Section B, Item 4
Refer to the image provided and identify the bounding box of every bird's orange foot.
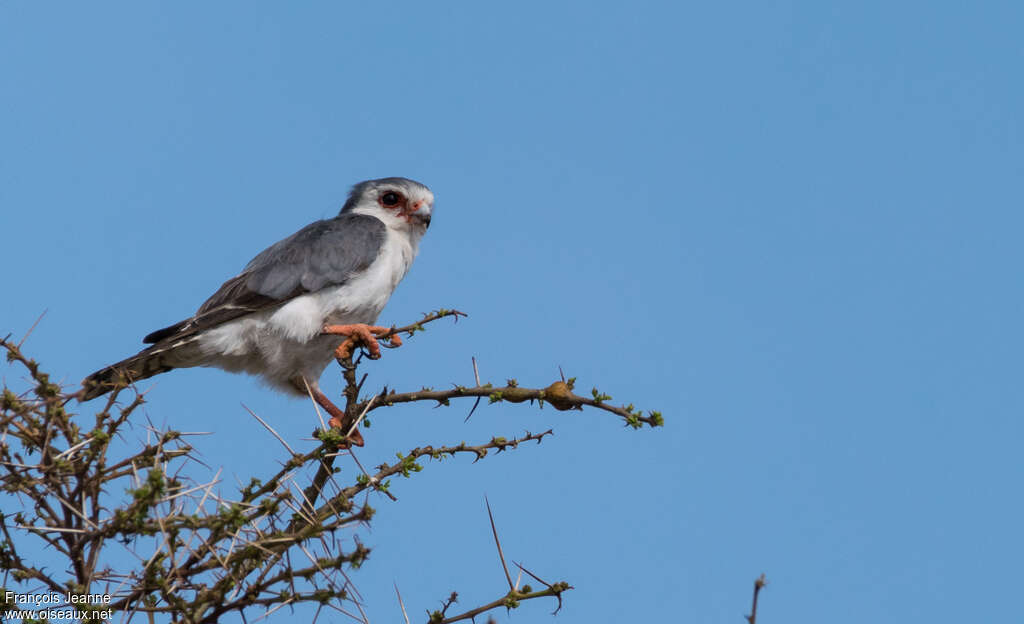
[328,416,365,448]
[322,324,401,360]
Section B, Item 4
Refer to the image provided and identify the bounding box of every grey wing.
[143,213,387,344]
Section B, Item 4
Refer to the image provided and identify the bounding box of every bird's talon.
[324,323,390,360]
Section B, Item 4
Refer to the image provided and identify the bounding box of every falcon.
[80,177,434,446]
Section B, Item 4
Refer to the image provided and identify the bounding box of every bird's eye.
[381,192,400,206]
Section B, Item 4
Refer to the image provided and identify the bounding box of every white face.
[350,179,434,231]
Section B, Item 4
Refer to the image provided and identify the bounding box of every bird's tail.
[79,337,199,401]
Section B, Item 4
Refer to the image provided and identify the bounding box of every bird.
[80,177,434,446]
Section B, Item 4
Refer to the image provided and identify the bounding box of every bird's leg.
[308,386,365,447]
[322,324,402,360]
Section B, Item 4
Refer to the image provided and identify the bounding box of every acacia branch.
[377,308,468,342]
[316,430,554,520]
[362,380,664,429]
[427,582,572,624]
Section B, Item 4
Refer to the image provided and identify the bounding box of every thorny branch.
[416,499,573,624]
[0,308,662,622]
[304,308,662,512]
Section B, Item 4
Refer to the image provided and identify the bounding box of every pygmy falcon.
[81,177,434,446]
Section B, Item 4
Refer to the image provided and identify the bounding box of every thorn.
[465,357,483,422]
[242,403,296,455]
[512,560,553,589]
[301,377,328,431]
[394,582,410,624]
[485,496,515,592]
[17,309,47,349]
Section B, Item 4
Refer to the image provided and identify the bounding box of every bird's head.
[340,177,434,231]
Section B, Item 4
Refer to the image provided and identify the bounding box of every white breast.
[307,225,419,330]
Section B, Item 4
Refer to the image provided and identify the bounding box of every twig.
[361,382,664,429]
[513,561,566,615]
[378,309,467,343]
[317,430,554,521]
[348,448,397,502]
[746,574,768,624]
[428,582,572,624]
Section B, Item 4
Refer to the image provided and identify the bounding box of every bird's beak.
[407,207,431,228]
[406,198,433,228]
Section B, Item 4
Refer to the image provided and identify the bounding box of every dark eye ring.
[381,192,400,206]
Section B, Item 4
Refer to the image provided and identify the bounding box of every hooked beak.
[406,199,432,228]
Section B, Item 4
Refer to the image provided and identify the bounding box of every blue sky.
[2,1,1022,622]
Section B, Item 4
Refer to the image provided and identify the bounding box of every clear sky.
[2,2,1022,622]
